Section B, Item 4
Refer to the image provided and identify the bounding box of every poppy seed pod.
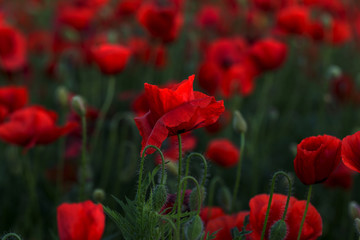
[72,96,87,117]
[152,184,168,212]
[184,215,204,240]
[269,220,287,240]
[233,110,247,133]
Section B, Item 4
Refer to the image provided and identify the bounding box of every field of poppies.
[2,0,360,239]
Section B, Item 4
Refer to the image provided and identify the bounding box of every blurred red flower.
[134,75,225,155]
[0,86,28,120]
[323,162,355,190]
[137,3,183,43]
[92,44,131,75]
[247,193,322,240]
[342,131,360,173]
[276,6,310,35]
[205,211,249,240]
[205,138,239,167]
[0,24,26,72]
[294,135,342,185]
[249,38,287,71]
[58,5,96,30]
[0,106,78,149]
[57,201,105,240]
[199,206,225,227]
[326,19,351,46]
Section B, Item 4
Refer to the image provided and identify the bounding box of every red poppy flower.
[134,75,225,155]
[307,21,325,42]
[253,0,281,12]
[331,74,355,103]
[200,207,225,227]
[249,38,287,71]
[326,19,351,46]
[247,193,322,240]
[116,0,142,17]
[0,106,78,149]
[323,162,354,190]
[0,24,26,72]
[195,5,223,33]
[57,201,105,240]
[221,63,256,98]
[341,131,360,173]
[205,138,239,167]
[0,86,28,116]
[137,3,183,43]
[160,190,192,214]
[275,6,310,35]
[197,61,221,96]
[92,44,131,75]
[294,135,342,185]
[205,211,249,240]
[58,5,96,30]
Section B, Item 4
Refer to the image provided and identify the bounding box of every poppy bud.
[71,96,86,116]
[217,186,232,212]
[184,215,204,240]
[233,110,247,133]
[355,218,360,236]
[93,188,106,203]
[327,65,342,80]
[269,220,287,240]
[152,184,168,212]
[56,86,69,107]
[349,201,360,219]
[189,186,206,212]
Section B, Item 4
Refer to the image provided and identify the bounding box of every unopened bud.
[355,218,360,235]
[93,188,106,203]
[349,201,360,219]
[269,220,287,240]
[184,215,204,240]
[189,186,205,212]
[56,86,69,107]
[152,184,168,212]
[217,186,232,212]
[233,110,247,133]
[71,96,86,116]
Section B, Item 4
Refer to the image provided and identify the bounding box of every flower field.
[1,0,360,239]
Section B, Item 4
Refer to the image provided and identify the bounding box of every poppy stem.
[261,171,293,240]
[79,113,88,201]
[176,134,183,239]
[90,75,116,155]
[183,153,208,195]
[137,145,164,202]
[232,132,245,211]
[1,233,22,240]
[180,176,202,215]
[297,185,313,240]
[207,176,224,221]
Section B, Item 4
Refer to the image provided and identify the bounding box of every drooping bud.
[184,215,204,240]
[71,96,86,116]
[93,188,106,203]
[56,86,69,107]
[355,218,360,236]
[349,201,360,219]
[233,110,247,133]
[189,186,205,212]
[152,184,168,212]
[269,220,287,240]
[217,186,232,212]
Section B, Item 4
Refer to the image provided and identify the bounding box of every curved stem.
[261,171,292,240]
[79,113,87,201]
[137,145,165,202]
[1,233,22,240]
[179,176,202,215]
[90,76,116,154]
[176,134,183,238]
[232,132,245,211]
[297,185,313,240]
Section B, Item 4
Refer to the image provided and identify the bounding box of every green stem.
[297,185,313,240]
[176,134,183,239]
[207,176,224,221]
[56,106,67,202]
[1,233,22,240]
[79,113,88,201]
[156,213,178,240]
[232,132,245,211]
[90,76,116,154]
[137,145,165,202]
[261,171,292,240]
[179,176,202,215]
